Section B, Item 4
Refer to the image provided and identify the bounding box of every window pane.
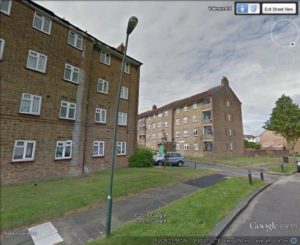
[72,70,79,82]
[38,55,45,71]
[21,99,31,112]
[28,55,37,69]
[32,97,40,113]
[25,143,33,158]
[96,112,100,122]
[76,37,82,49]
[101,110,106,122]
[43,18,51,32]
[56,146,63,158]
[69,107,75,119]
[60,106,67,117]
[64,66,71,80]
[69,32,75,45]
[1,0,10,12]
[33,16,42,30]
[65,146,71,157]
[99,143,104,155]
[14,147,24,160]
[93,145,98,156]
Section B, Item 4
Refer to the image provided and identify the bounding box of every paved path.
[1,173,226,245]
[223,173,300,237]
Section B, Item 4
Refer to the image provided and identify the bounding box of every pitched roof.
[138,85,222,119]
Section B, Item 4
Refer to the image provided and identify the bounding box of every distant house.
[244,135,258,143]
[259,130,300,153]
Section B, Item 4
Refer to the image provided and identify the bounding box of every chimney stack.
[152,105,157,110]
[116,43,125,53]
[221,76,229,87]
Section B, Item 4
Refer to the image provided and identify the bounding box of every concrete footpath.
[1,174,226,245]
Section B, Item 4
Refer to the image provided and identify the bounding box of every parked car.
[154,152,184,167]
[153,153,165,165]
[297,159,300,172]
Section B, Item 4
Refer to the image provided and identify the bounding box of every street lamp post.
[105,16,138,238]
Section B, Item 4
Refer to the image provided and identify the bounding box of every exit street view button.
[262,3,298,15]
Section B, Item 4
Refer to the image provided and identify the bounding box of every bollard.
[248,169,253,185]
[260,169,264,181]
[281,164,284,173]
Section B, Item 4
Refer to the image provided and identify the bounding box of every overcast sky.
[35,1,300,136]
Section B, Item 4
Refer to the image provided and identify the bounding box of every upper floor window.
[192,115,197,123]
[176,144,180,151]
[183,130,189,137]
[229,142,233,151]
[93,141,105,157]
[175,119,180,126]
[184,143,189,151]
[59,101,76,120]
[183,106,188,112]
[204,141,213,151]
[120,86,128,100]
[118,112,127,126]
[55,140,72,160]
[124,62,130,74]
[229,128,233,137]
[175,131,180,138]
[158,113,162,118]
[203,125,213,135]
[164,111,168,117]
[97,79,109,94]
[158,122,162,128]
[1,0,12,15]
[12,140,36,162]
[147,125,151,130]
[95,108,107,123]
[192,103,197,109]
[117,141,126,155]
[176,108,180,113]
[153,123,156,129]
[193,129,198,136]
[193,144,199,151]
[164,122,168,128]
[68,31,83,50]
[100,51,111,65]
[0,38,5,60]
[152,134,156,139]
[33,12,52,34]
[202,110,211,120]
[26,50,47,73]
[226,100,230,107]
[19,93,42,115]
[183,117,188,124]
[227,114,232,121]
[64,63,80,84]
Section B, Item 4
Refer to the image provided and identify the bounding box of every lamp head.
[127,16,138,35]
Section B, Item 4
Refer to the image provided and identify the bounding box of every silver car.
[163,152,184,167]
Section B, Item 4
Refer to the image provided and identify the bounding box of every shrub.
[244,140,261,150]
[128,148,154,168]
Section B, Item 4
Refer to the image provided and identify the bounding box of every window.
[229,128,233,137]
[193,144,199,151]
[176,119,180,126]
[184,106,188,112]
[1,0,12,15]
[55,140,72,159]
[118,112,127,126]
[19,93,42,115]
[203,97,210,104]
[97,79,109,94]
[226,100,230,107]
[153,123,156,129]
[158,133,162,139]
[176,144,180,151]
[164,122,168,128]
[192,103,197,109]
[153,114,156,118]
[164,111,168,117]
[124,62,130,74]
[117,141,126,155]
[147,125,151,130]
[95,108,106,123]
[203,125,213,135]
[193,129,198,136]
[68,31,83,50]
[93,141,105,157]
[204,141,213,151]
[175,131,180,138]
[176,108,180,113]
[59,101,76,120]
[192,115,197,123]
[0,38,5,60]
[184,143,189,151]
[202,110,211,120]
[158,113,162,117]
[26,50,47,73]
[158,122,162,128]
[33,12,52,34]
[152,134,156,139]
[227,114,232,121]
[183,117,188,124]
[229,142,233,151]
[64,63,80,84]
[100,51,111,65]
[183,130,189,137]
[120,86,128,100]
[12,140,36,161]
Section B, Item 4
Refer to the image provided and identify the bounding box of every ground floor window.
[193,144,199,151]
[204,141,213,151]
[176,143,180,151]
[93,141,105,156]
[55,140,72,159]
[12,140,36,161]
[184,143,189,151]
[117,141,126,155]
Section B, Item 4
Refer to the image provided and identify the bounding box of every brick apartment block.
[0,0,142,185]
[138,77,244,157]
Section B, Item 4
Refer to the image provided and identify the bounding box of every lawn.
[0,167,214,232]
[87,178,265,245]
[266,163,298,174]
[187,156,282,168]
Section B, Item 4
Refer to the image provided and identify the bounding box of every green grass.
[87,178,265,245]
[186,156,281,168]
[0,167,214,232]
[266,163,298,174]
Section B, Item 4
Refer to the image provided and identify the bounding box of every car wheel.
[177,161,183,167]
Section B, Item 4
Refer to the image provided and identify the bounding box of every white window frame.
[158,113,162,118]
[117,141,126,155]
[120,86,128,100]
[176,119,180,126]
[202,109,212,120]
[192,115,197,123]
[32,12,52,35]
[153,123,156,129]
[26,50,47,73]
[175,131,180,138]
[0,0,12,15]
[193,144,199,151]
[229,128,233,137]
[229,142,233,151]
[0,38,5,60]
[100,51,111,65]
[147,125,151,130]
[118,112,128,126]
[158,122,162,128]
[193,129,198,136]
[164,122,168,128]
[64,63,80,84]
[95,108,107,123]
[12,140,36,162]
[227,114,232,121]
[59,101,76,120]
[68,31,83,50]
[192,103,197,109]
[164,111,168,117]
[152,134,156,139]
[55,140,72,160]
[226,100,230,107]
[184,106,188,112]
[158,133,162,139]
[19,93,42,115]
[176,143,180,151]
[184,143,189,151]
[183,130,189,138]
[124,62,130,74]
[176,108,180,113]
[97,79,109,94]
[183,117,188,124]
[93,141,105,157]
